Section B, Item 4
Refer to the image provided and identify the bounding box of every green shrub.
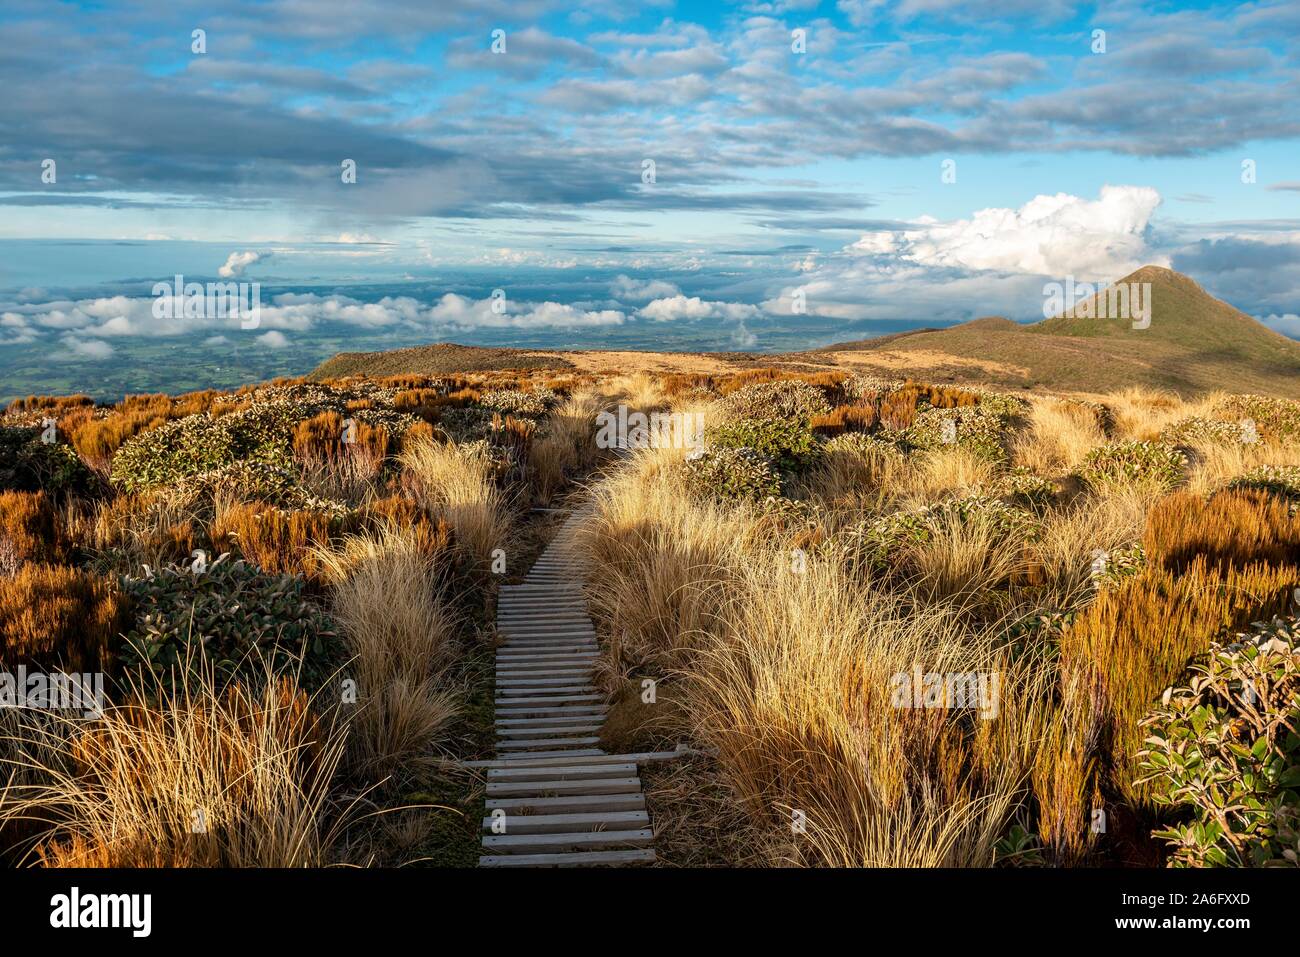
[1228,465,1300,507]
[1138,612,1300,867]
[110,388,421,492]
[903,406,1008,461]
[986,467,1057,510]
[118,557,341,692]
[1159,416,1250,446]
[1214,395,1300,443]
[834,495,1036,572]
[967,389,1031,421]
[0,426,92,495]
[436,406,499,443]
[1090,543,1146,590]
[477,388,556,416]
[1079,440,1186,490]
[708,418,822,473]
[716,380,831,421]
[110,410,290,492]
[169,460,347,515]
[682,447,782,502]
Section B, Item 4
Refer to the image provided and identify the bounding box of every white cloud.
[1,291,625,342]
[1260,313,1300,338]
[611,274,682,302]
[848,185,1163,278]
[218,250,271,278]
[638,295,760,321]
[54,335,114,360]
[256,330,291,348]
[761,186,1168,322]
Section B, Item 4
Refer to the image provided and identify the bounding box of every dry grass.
[1023,488,1150,609]
[685,558,1023,867]
[1011,397,1108,474]
[0,564,128,672]
[1182,438,1300,497]
[894,447,1002,508]
[313,524,463,780]
[399,438,511,569]
[530,387,606,504]
[0,667,350,867]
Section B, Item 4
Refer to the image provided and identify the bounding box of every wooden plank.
[495,712,607,726]
[493,695,603,709]
[484,793,644,814]
[484,776,640,797]
[495,686,597,697]
[493,710,607,724]
[496,736,603,750]
[481,811,649,834]
[464,750,687,768]
[478,848,656,868]
[481,829,654,854]
[486,747,606,761]
[497,725,603,739]
[487,763,635,781]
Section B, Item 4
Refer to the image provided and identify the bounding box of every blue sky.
[1,0,1299,386]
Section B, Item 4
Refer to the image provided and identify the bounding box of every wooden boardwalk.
[477,509,668,867]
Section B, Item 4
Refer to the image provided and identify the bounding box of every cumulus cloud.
[637,295,761,322]
[53,335,114,360]
[218,250,271,278]
[1,291,626,344]
[610,275,681,302]
[256,330,291,348]
[1260,314,1300,338]
[847,185,1163,279]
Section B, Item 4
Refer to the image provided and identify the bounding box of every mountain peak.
[1031,264,1288,350]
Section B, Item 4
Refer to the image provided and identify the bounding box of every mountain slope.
[818,266,1300,397]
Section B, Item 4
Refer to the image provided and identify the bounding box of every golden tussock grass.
[1011,397,1108,474]
[0,668,350,868]
[398,438,511,570]
[1144,488,1300,573]
[0,490,64,567]
[0,564,128,672]
[530,388,607,504]
[313,524,462,780]
[1058,557,1298,809]
[209,503,339,580]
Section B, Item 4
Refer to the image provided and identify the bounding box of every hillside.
[820,266,1300,397]
[311,343,575,379]
[307,267,1300,399]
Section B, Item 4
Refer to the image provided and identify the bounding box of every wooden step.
[485,792,644,814]
[496,736,603,750]
[479,848,656,868]
[497,725,603,739]
[487,763,635,781]
[495,712,607,726]
[494,695,603,709]
[496,686,597,697]
[482,829,654,854]
[482,810,649,834]
[464,750,687,768]
[485,776,640,797]
[487,747,606,761]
